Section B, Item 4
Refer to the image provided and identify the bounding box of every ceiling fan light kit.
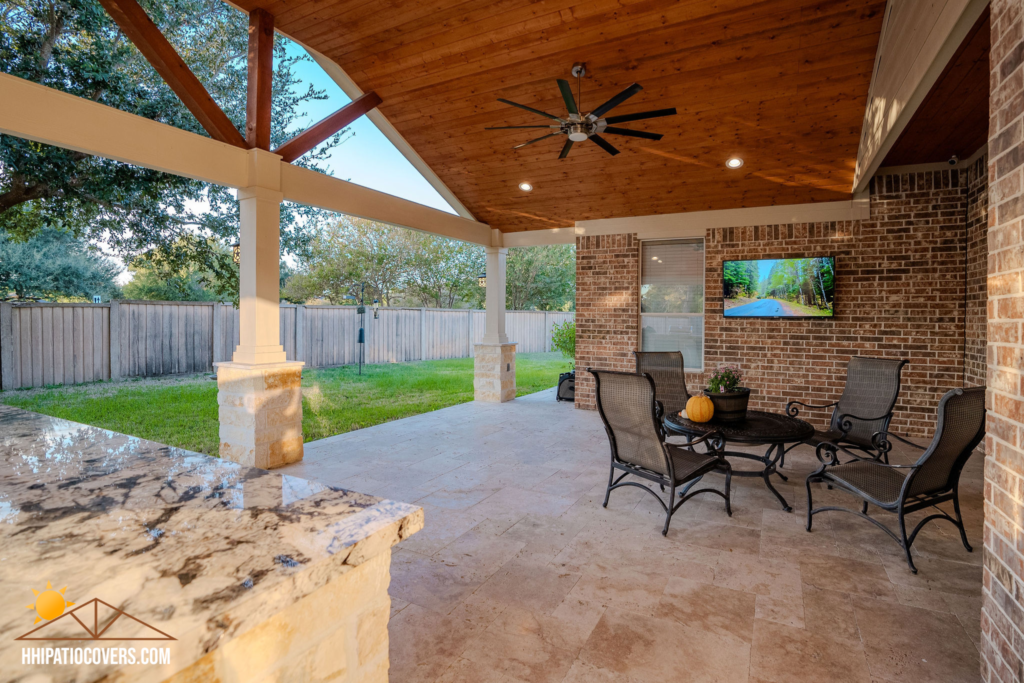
[486,64,677,159]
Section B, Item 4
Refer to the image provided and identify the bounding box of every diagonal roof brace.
[273,91,383,163]
[96,0,247,148]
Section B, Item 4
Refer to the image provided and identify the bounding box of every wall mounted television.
[723,257,835,318]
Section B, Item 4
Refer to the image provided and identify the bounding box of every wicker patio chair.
[633,351,691,419]
[785,356,909,464]
[590,368,732,536]
[805,386,985,573]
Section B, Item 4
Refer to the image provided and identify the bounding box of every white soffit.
[502,196,870,247]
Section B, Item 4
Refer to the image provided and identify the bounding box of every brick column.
[574,234,639,410]
[982,0,1024,679]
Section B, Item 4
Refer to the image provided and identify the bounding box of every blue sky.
[281,41,456,215]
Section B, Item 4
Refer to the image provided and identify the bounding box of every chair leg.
[805,476,814,531]
[861,500,868,515]
[953,492,973,552]
[724,467,733,517]
[602,465,615,508]
[662,483,676,536]
[898,509,918,574]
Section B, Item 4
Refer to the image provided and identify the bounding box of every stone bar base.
[215,360,304,469]
[165,549,394,683]
[474,342,516,402]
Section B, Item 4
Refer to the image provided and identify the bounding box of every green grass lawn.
[0,352,571,456]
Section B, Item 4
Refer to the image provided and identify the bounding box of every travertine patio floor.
[282,389,984,683]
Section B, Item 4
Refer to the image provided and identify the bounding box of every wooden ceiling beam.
[246,8,275,150]
[273,91,382,163]
[96,0,247,148]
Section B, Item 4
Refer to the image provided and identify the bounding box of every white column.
[482,245,508,344]
[474,237,516,402]
[214,149,304,469]
[233,184,286,364]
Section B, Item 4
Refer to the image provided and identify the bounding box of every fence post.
[295,305,306,363]
[211,302,224,364]
[467,309,473,358]
[544,311,550,352]
[109,300,121,381]
[0,302,12,391]
[419,308,426,361]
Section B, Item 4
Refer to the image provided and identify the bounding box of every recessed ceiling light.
[518,182,533,192]
[652,256,659,260]
[726,157,744,169]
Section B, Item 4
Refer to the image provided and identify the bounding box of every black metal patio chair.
[590,368,732,536]
[785,356,909,464]
[633,351,691,419]
[805,386,985,573]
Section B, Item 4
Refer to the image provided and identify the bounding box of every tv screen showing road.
[723,257,835,318]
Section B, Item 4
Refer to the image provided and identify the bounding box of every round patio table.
[663,410,814,512]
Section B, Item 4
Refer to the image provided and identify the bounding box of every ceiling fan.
[486,63,677,158]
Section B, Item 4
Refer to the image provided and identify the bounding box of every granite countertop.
[0,405,423,682]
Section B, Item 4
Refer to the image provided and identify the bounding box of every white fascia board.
[281,164,491,245]
[0,72,249,188]
[502,198,871,247]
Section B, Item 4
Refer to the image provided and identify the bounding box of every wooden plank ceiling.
[234,0,886,232]
[881,7,990,167]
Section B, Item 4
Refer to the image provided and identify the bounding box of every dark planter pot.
[557,371,576,402]
[704,387,751,422]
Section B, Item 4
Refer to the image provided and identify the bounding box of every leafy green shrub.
[551,321,576,369]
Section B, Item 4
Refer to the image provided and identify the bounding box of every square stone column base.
[215,360,304,469]
[474,343,516,402]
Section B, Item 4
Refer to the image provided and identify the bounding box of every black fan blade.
[485,125,560,129]
[590,83,643,118]
[604,108,677,124]
[557,79,579,116]
[514,133,559,149]
[589,134,620,156]
[603,127,663,141]
[558,139,574,159]
[498,98,563,121]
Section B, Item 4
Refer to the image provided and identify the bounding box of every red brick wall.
[574,166,987,440]
[574,234,639,410]
[982,0,1024,678]
[967,153,990,390]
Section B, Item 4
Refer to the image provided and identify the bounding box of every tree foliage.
[0,226,120,300]
[287,219,575,310]
[0,0,344,276]
[120,238,233,301]
[760,258,834,310]
[722,260,761,299]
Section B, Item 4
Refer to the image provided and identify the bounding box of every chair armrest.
[837,411,891,433]
[786,400,838,417]
[667,430,725,455]
[654,400,665,421]
[882,431,927,450]
[815,441,918,469]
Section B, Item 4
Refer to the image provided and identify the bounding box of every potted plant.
[551,320,576,402]
[704,365,750,421]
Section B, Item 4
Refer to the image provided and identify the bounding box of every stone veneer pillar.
[475,241,516,402]
[982,0,1024,678]
[216,149,304,469]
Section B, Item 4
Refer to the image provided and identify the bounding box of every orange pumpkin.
[685,395,715,423]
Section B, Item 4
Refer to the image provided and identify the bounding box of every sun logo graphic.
[26,582,74,625]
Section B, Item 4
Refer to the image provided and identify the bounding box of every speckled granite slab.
[0,405,423,682]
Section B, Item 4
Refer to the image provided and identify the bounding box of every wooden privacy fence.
[0,301,574,390]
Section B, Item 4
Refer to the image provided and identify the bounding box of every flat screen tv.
[723,257,835,318]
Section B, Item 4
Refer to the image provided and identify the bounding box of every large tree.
[406,235,483,308]
[0,226,120,300]
[499,245,576,311]
[0,0,344,277]
[296,217,416,306]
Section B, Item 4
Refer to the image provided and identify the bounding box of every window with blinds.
[640,239,704,370]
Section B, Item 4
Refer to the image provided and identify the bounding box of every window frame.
[637,237,706,372]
